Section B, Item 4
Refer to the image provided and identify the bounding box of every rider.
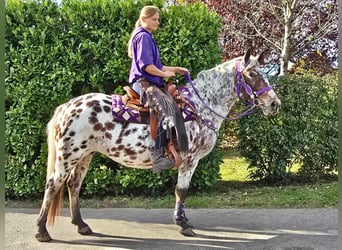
[127,5,188,173]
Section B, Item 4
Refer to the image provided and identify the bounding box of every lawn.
[5,149,338,209]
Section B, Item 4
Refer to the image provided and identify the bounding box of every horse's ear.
[243,48,252,65]
[257,49,269,65]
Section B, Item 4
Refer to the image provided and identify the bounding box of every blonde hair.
[127,6,160,58]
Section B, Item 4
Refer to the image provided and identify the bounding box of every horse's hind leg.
[67,153,94,235]
[36,163,69,242]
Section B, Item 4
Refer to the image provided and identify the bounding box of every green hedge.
[237,73,338,182]
[5,0,223,198]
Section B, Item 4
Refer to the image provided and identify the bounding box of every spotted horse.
[35,49,281,242]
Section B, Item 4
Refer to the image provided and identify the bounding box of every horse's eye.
[249,72,258,77]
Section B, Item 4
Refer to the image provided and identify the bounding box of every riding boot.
[152,147,175,173]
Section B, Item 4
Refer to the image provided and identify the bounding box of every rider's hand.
[163,71,176,78]
[176,67,189,75]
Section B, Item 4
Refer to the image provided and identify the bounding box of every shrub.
[236,73,337,182]
[5,0,223,198]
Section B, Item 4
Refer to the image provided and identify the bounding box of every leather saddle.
[121,83,191,169]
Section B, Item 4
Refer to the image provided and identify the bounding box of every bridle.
[236,61,273,107]
[185,60,274,122]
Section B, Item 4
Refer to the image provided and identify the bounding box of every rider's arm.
[145,64,175,78]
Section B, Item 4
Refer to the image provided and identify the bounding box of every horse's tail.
[46,105,64,225]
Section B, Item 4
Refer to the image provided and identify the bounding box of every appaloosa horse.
[35,49,280,242]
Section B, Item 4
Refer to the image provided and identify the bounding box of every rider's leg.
[152,125,175,173]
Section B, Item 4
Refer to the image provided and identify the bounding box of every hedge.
[5,0,223,198]
[236,73,338,182]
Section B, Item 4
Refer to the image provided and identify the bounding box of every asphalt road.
[5,208,338,250]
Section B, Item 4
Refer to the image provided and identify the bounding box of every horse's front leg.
[173,166,197,236]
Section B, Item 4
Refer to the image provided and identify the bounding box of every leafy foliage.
[236,73,337,182]
[5,0,223,198]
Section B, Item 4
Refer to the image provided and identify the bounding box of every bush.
[236,73,337,182]
[5,0,223,198]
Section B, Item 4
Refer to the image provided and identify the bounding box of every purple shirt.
[129,27,164,87]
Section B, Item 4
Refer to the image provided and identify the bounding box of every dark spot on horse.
[189,132,193,142]
[130,156,137,160]
[73,148,79,152]
[111,147,116,151]
[86,101,94,107]
[124,130,131,136]
[89,135,95,139]
[75,101,83,107]
[124,148,136,156]
[105,132,112,140]
[132,128,138,133]
[103,105,111,113]
[69,131,75,136]
[89,116,98,124]
[63,137,71,142]
[118,145,124,150]
[63,153,71,160]
[103,99,111,105]
[81,140,87,144]
[65,120,73,129]
[91,112,97,117]
[77,108,83,113]
[116,138,122,144]
[86,95,94,99]
[58,156,62,161]
[94,123,103,131]
[136,142,142,147]
[71,109,77,117]
[46,178,54,189]
[80,144,87,149]
[93,105,102,113]
[105,122,115,130]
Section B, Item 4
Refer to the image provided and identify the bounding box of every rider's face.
[141,12,160,33]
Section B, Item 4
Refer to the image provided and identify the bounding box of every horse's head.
[237,49,281,116]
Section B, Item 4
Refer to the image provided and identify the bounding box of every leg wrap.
[173,202,192,229]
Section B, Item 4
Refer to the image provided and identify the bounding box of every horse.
[35,49,281,242]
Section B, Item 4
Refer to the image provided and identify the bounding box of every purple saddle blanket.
[112,87,197,124]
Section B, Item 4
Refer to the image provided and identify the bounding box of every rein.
[185,61,272,122]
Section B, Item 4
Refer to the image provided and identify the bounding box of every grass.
[5,149,338,209]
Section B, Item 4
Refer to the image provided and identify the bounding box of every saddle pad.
[112,86,216,130]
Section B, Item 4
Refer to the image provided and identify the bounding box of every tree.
[176,0,338,76]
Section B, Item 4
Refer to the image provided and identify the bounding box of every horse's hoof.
[185,221,194,228]
[78,225,93,235]
[35,232,52,242]
[180,227,196,237]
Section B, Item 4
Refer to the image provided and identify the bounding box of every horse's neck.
[186,60,238,127]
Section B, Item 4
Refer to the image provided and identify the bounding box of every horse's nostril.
[271,100,280,112]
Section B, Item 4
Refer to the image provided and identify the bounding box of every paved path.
[5,208,337,250]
